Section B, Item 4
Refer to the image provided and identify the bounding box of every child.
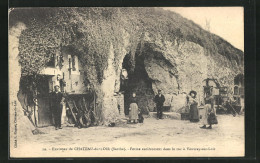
[138,111,144,123]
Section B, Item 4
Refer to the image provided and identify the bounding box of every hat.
[158,89,162,92]
[189,90,197,97]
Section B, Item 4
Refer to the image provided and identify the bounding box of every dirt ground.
[14,114,244,157]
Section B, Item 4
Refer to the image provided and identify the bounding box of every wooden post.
[66,100,77,123]
[72,100,79,112]
[82,97,88,111]
[34,100,39,127]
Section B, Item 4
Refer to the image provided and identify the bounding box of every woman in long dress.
[129,92,139,124]
[200,92,215,129]
[188,91,199,122]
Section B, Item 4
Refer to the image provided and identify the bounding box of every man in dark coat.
[51,85,64,130]
[154,90,165,119]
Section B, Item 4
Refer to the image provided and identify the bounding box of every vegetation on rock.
[10,7,243,82]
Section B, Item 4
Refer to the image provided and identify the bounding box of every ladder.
[66,98,78,123]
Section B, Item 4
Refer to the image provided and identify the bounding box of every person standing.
[129,92,139,124]
[200,92,216,129]
[188,90,199,122]
[51,85,65,130]
[154,90,165,119]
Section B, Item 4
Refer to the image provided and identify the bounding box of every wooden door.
[37,96,53,127]
[36,75,54,127]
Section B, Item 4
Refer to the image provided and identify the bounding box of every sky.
[162,7,244,51]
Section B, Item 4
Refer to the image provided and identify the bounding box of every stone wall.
[9,22,36,153]
[59,48,87,94]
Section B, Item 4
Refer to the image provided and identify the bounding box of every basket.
[181,113,190,120]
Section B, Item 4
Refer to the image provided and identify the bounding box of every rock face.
[9,22,37,152]
[132,36,243,112]
[144,52,179,94]
[100,31,243,119]
[101,44,121,125]
[10,8,244,126]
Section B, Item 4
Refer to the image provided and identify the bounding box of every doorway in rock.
[120,53,154,115]
[233,74,244,106]
[18,75,53,127]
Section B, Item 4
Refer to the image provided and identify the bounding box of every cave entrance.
[120,53,154,115]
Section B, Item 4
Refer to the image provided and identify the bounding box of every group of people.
[128,89,218,129]
[127,90,165,124]
[51,84,217,130]
[186,90,217,129]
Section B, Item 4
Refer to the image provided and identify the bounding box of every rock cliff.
[9,7,244,125]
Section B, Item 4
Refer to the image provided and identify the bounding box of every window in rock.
[234,74,244,86]
[46,53,55,67]
[234,74,244,96]
[68,55,79,71]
